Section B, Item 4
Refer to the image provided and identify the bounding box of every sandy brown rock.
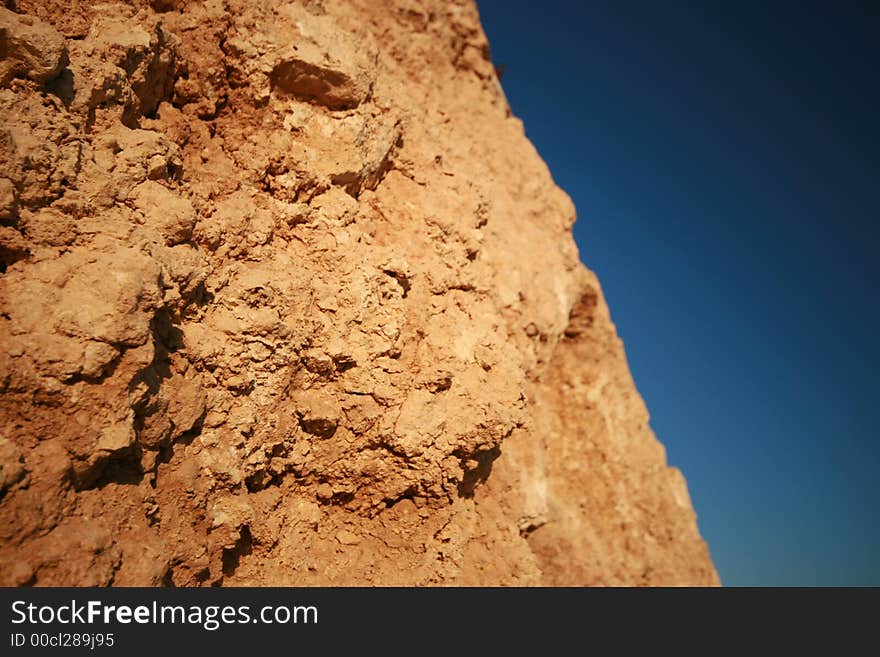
[0,6,67,84]
[0,0,717,586]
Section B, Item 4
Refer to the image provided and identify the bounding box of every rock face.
[0,0,718,586]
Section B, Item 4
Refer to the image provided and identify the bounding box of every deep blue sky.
[477,0,879,586]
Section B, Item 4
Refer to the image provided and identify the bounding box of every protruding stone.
[294,390,340,438]
[0,438,26,493]
[0,7,68,85]
[335,529,361,546]
[129,181,197,246]
[0,178,18,225]
[96,423,136,455]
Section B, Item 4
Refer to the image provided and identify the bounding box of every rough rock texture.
[0,0,718,586]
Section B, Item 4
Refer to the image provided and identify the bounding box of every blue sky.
[477,0,879,585]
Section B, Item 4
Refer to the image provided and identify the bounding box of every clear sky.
[477,0,879,586]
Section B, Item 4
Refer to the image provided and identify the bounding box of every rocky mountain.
[0,0,717,586]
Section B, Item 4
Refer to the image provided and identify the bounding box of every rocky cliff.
[0,0,718,586]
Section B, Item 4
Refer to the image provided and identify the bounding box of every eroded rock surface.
[0,0,718,586]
